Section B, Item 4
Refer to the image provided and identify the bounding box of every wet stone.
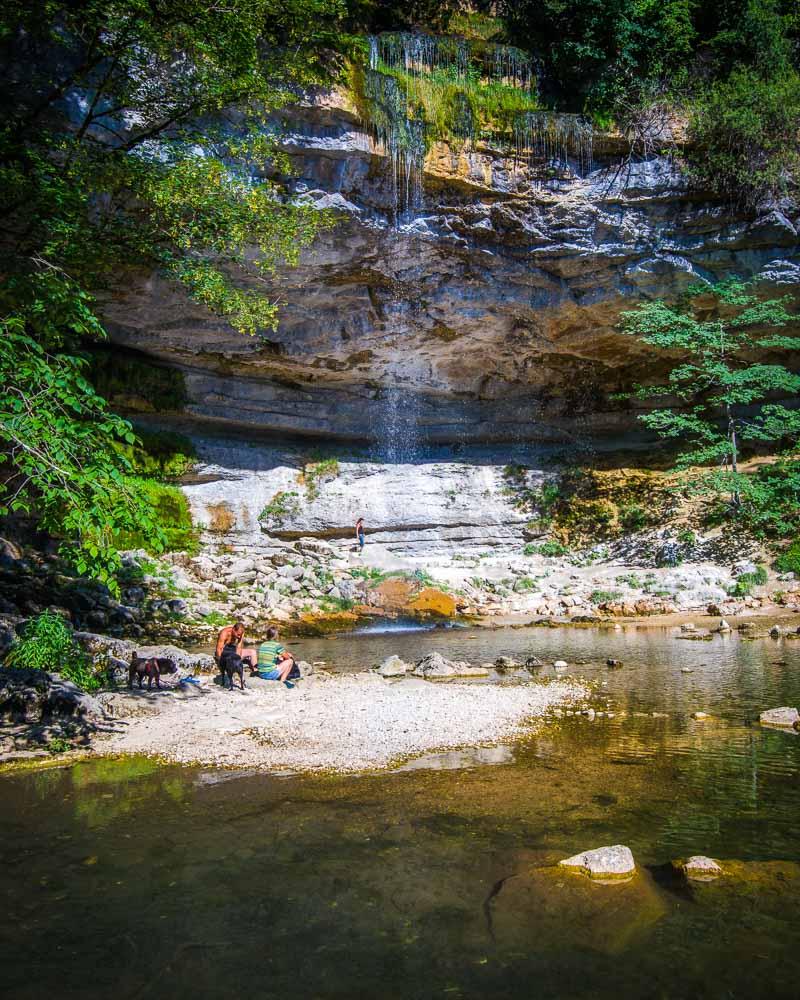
[678,856,723,881]
[759,707,799,729]
[559,844,636,881]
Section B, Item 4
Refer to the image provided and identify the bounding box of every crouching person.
[257,626,297,685]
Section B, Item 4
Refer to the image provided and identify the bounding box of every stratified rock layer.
[98,89,800,446]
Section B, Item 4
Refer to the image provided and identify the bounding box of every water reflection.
[2,626,800,997]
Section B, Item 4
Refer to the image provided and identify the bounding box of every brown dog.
[128,653,174,690]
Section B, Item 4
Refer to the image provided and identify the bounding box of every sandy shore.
[97,673,587,773]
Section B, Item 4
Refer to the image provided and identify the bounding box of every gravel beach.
[99,673,588,772]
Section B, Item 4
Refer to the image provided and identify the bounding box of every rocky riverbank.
[90,669,589,772]
[0,639,588,771]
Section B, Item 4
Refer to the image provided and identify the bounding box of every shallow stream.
[2,625,800,998]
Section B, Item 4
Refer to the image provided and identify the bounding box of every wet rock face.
[98,91,800,445]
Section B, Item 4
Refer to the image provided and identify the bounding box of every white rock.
[559,845,635,880]
[375,655,410,677]
[279,565,305,580]
[680,855,722,880]
[228,557,256,576]
[553,659,568,669]
[691,711,710,720]
[759,706,799,729]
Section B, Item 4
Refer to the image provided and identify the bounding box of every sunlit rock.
[559,844,636,881]
[759,706,799,729]
[375,654,410,677]
[676,856,723,881]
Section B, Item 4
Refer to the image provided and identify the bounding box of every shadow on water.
[2,628,800,997]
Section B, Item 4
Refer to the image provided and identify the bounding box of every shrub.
[322,596,355,612]
[259,490,301,526]
[731,565,768,596]
[615,573,641,588]
[303,457,340,500]
[687,67,800,208]
[6,612,103,691]
[202,611,229,627]
[589,589,623,605]
[515,576,539,591]
[619,504,652,534]
[775,541,800,575]
[535,540,569,558]
[350,566,390,582]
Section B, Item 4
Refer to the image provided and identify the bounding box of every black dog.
[128,653,177,691]
[219,645,246,691]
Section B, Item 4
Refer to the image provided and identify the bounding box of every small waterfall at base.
[373,387,422,464]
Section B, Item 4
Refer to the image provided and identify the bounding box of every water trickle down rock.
[362,31,539,219]
[514,111,594,179]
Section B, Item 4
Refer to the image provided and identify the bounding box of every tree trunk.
[727,404,740,508]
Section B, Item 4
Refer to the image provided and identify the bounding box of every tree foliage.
[620,281,800,534]
[0,318,167,586]
[497,0,799,204]
[0,0,351,582]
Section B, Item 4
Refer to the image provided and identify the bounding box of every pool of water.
[2,626,800,998]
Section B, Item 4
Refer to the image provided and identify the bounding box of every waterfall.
[514,111,594,178]
[375,387,421,464]
[491,44,535,91]
[361,35,593,219]
[362,69,426,221]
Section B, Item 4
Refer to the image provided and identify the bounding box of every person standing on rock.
[355,517,365,554]
[215,621,258,673]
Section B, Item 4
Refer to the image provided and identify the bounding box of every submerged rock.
[491,858,666,956]
[676,856,723,881]
[759,706,799,729]
[559,844,636,881]
[494,656,519,670]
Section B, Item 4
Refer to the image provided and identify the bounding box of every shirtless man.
[215,621,258,673]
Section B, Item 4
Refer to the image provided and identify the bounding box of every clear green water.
[2,627,800,998]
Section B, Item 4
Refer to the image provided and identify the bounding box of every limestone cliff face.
[99,88,800,446]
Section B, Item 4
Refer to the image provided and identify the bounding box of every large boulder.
[559,845,636,881]
[0,667,105,725]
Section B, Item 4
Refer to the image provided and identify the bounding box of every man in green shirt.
[256,626,296,683]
